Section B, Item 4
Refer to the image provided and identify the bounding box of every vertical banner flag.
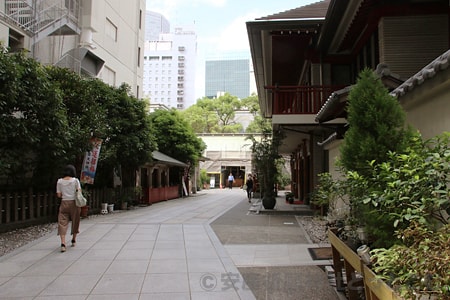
[81,137,102,184]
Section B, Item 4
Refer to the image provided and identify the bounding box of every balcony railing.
[265,85,344,115]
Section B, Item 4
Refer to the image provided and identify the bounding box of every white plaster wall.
[399,69,450,140]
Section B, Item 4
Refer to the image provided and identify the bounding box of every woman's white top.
[56,177,80,201]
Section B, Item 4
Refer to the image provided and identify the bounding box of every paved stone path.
[0,189,339,299]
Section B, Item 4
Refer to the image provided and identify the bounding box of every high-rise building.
[143,25,197,110]
[0,0,145,98]
[145,11,169,41]
[205,53,251,99]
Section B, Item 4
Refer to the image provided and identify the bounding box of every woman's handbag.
[74,180,87,207]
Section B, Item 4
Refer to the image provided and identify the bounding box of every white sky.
[145,0,318,99]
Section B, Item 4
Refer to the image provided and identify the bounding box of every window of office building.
[106,18,117,41]
[137,47,141,67]
[100,66,116,86]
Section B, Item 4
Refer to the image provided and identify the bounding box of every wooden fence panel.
[0,187,115,233]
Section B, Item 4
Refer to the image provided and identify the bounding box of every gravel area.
[0,213,329,258]
[298,216,329,244]
[0,222,58,257]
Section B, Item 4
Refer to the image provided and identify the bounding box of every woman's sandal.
[71,239,76,247]
[61,244,66,252]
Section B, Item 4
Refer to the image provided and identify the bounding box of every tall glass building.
[205,57,250,99]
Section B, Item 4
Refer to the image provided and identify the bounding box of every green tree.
[0,49,69,188]
[339,68,412,176]
[47,67,108,167]
[182,97,219,133]
[243,93,270,133]
[95,84,156,187]
[212,93,242,133]
[150,109,205,165]
[182,94,243,133]
[241,93,259,115]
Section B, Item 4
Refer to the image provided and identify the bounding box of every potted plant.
[285,192,294,204]
[248,125,284,209]
[116,192,129,210]
[80,188,90,218]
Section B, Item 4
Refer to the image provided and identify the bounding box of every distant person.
[245,174,254,203]
[227,172,234,189]
[56,164,82,252]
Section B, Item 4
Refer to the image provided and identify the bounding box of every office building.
[205,53,251,99]
[143,25,197,110]
[0,0,145,98]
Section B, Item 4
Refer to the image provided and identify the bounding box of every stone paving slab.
[239,266,339,300]
[210,194,339,299]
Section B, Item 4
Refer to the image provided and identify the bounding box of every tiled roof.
[391,49,450,98]
[315,85,351,123]
[316,64,406,123]
[257,0,331,20]
[152,151,187,167]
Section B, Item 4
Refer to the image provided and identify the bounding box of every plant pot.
[121,201,128,210]
[357,244,371,265]
[262,196,276,209]
[80,205,89,218]
[107,204,114,213]
[101,203,108,214]
[357,227,368,243]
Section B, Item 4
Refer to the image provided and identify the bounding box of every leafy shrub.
[363,133,449,245]
[371,222,450,299]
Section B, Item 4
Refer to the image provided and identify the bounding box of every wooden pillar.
[149,167,155,188]
[157,168,162,188]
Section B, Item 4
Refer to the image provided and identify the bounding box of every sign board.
[80,137,102,184]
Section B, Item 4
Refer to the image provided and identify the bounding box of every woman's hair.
[62,164,77,177]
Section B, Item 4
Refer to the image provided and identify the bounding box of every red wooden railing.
[265,85,344,115]
[142,186,180,204]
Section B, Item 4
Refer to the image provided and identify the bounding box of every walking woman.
[56,164,81,252]
[245,174,254,203]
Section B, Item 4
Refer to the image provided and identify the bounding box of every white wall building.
[143,25,197,110]
[199,133,255,189]
[0,0,145,98]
